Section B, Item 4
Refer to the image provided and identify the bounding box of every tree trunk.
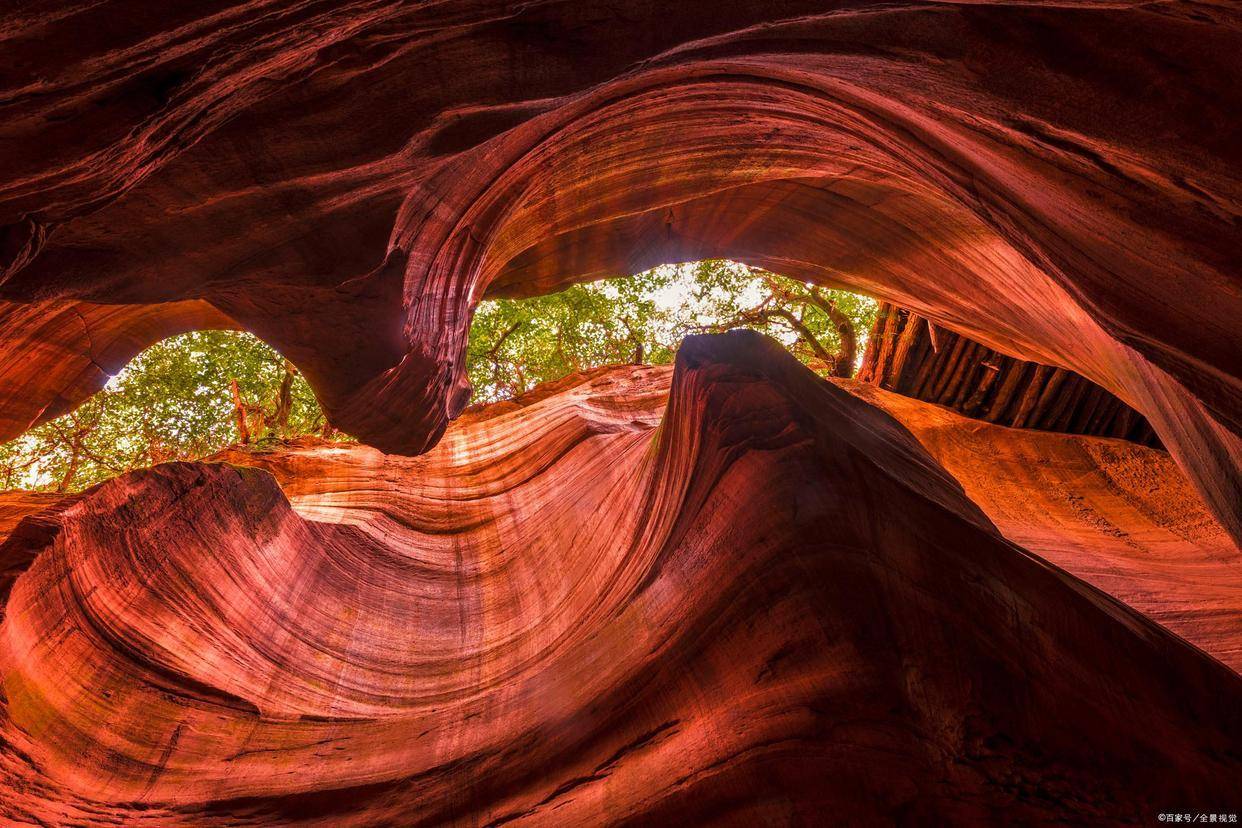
[58,432,82,493]
[273,360,296,436]
[230,379,251,444]
[769,308,837,369]
[621,317,645,365]
[807,289,858,378]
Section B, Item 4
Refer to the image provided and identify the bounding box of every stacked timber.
[858,304,1160,448]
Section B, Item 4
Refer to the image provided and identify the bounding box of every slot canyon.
[1,1,1240,825]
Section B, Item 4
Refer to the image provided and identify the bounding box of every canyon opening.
[0,3,1239,826]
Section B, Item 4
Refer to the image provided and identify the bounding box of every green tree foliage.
[0,331,325,492]
[468,260,877,402]
[2,261,876,492]
[466,267,678,401]
[661,260,877,378]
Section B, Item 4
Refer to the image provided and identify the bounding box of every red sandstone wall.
[1,4,1240,820]
[1,0,1240,540]
[0,336,1238,824]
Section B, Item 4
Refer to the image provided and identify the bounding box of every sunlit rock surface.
[1,336,1238,825]
[844,382,1242,674]
[1,2,1240,820]
[1,0,1240,540]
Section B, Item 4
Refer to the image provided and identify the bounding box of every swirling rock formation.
[1,0,1240,542]
[0,334,1239,824]
[2,2,1241,822]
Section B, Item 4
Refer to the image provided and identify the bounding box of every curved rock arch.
[3,5,1242,819]
[1,1,1239,541]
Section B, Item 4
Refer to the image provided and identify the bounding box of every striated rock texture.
[0,335,1239,825]
[1,0,1241,541]
[2,2,1241,821]
[858,302,1162,447]
[843,380,1242,675]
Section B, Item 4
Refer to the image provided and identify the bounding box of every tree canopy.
[2,261,876,491]
[0,331,325,492]
[468,260,877,402]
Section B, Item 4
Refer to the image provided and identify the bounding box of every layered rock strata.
[0,0,1240,541]
[0,336,1238,825]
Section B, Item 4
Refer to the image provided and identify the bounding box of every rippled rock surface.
[1,334,1238,825]
[1,0,1240,541]
[2,3,1241,820]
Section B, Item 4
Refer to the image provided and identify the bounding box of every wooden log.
[1028,369,1071,430]
[857,306,1161,447]
[962,357,1002,415]
[856,303,887,382]
[983,358,1028,423]
[887,313,925,391]
[1011,365,1054,429]
[929,337,971,402]
[1112,406,1136,441]
[1069,384,1106,434]
[1087,395,1122,437]
[859,304,899,384]
[1047,375,1090,433]
[941,342,982,406]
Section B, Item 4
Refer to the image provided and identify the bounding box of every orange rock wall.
[2,3,1240,821]
[1,0,1240,540]
[0,341,1238,824]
